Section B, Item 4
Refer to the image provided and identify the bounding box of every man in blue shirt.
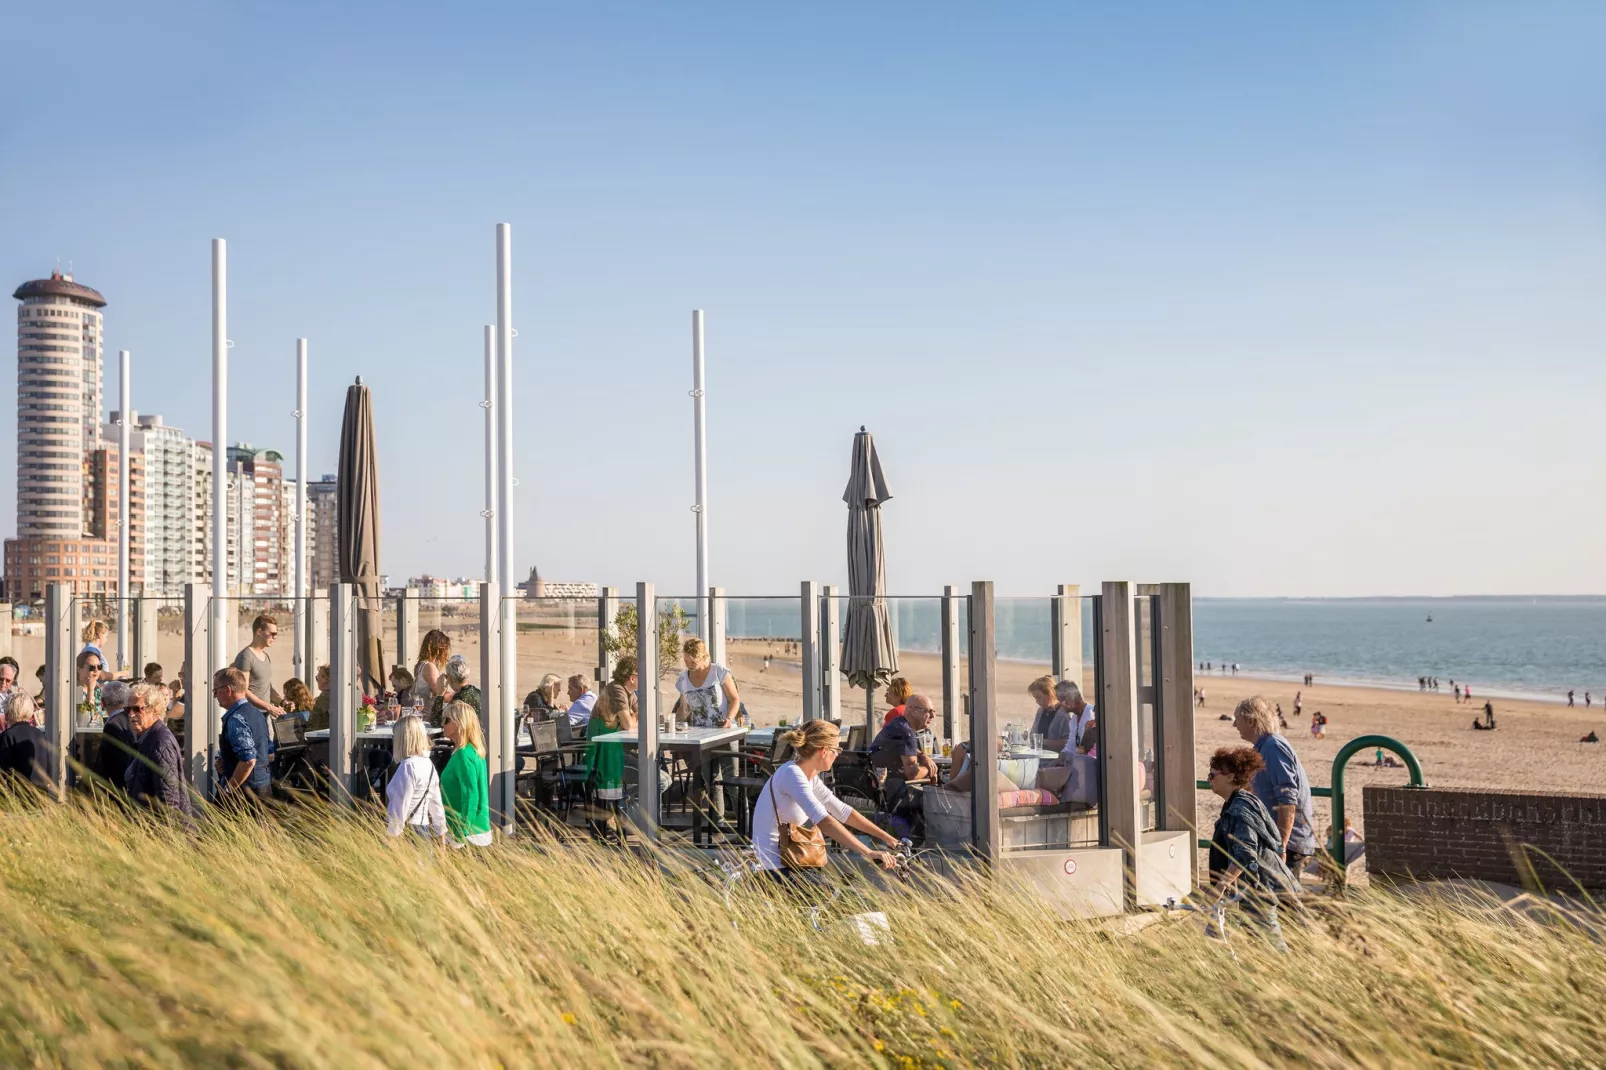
[215,667,272,803]
[870,693,938,831]
[1232,695,1315,871]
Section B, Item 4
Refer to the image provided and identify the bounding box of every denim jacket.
[1209,789,1296,893]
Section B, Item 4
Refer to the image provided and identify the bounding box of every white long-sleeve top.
[386,755,447,839]
[751,761,854,871]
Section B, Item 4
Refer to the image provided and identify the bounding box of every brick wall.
[1364,786,1606,892]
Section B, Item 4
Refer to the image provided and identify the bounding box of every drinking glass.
[1030,732,1043,752]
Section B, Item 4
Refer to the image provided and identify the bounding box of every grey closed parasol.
[337,377,386,695]
[840,427,898,700]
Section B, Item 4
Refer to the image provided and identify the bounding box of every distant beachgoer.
[1293,691,1302,716]
[1464,685,1472,703]
[1568,690,1575,707]
[1310,713,1322,740]
[1198,687,1206,707]
[1581,731,1599,744]
[1586,692,1593,708]
[1483,700,1494,729]
[1453,684,1462,703]
[1275,704,1287,730]
[1232,663,1239,675]
[1418,677,1425,692]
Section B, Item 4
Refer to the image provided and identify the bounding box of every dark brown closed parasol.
[337,377,386,695]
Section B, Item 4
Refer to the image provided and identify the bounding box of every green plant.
[601,601,691,679]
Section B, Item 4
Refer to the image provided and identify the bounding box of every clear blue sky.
[4,2,1603,597]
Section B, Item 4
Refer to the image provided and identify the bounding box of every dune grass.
[0,791,1602,1069]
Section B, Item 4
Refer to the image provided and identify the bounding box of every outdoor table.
[304,726,442,743]
[589,726,747,843]
[1007,748,1059,761]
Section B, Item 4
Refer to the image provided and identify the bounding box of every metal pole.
[494,224,517,829]
[941,584,961,742]
[210,238,228,678]
[707,585,727,670]
[970,581,999,865]
[182,582,212,794]
[43,583,73,801]
[597,585,619,687]
[821,584,841,723]
[329,582,358,804]
[691,309,710,642]
[117,349,131,672]
[635,581,660,839]
[293,339,308,681]
[800,581,820,721]
[482,324,497,583]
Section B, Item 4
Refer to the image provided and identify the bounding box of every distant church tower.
[518,564,544,599]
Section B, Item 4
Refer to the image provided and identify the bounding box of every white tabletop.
[589,726,747,748]
[1007,747,1059,761]
[305,726,441,743]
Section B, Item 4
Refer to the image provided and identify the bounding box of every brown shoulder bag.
[770,764,827,869]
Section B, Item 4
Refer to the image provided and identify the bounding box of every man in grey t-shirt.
[231,613,284,717]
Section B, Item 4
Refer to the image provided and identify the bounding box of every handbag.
[769,763,827,869]
[406,763,437,826]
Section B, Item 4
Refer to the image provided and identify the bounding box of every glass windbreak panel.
[1137,594,1159,832]
[704,594,803,727]
[216,596,303,698]
[510,594,604,712]
[402,592,479,713]
[984,595,1099,851]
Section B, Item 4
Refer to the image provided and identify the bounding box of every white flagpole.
[293,338,308,679]
[118,349,131,671]
[691,310,710,642]
[483,324,497,583]
[494,224,516,824]
[211,239,228,677]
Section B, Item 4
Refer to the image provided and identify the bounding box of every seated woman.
[281,678,316,723]
[1203,746,1296,948]
[436,656,480,724]
[880,677,913,728]
[524,673,564,719]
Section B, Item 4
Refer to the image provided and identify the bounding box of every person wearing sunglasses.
[90,680,139,795]
[231,614,285,719]
[124,682,193,820]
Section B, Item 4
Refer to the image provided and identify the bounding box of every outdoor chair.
[270,717,312,788]
[845,724,867,752]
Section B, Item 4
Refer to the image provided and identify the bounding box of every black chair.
[270,717,313,788]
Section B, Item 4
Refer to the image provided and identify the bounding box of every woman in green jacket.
[440,700,492,847]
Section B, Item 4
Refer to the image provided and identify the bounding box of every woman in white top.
[752,721,901,879]
[674,636,744,822]
[385,714,446,840]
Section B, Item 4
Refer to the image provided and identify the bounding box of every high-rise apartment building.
[6,271,119,603]
[308,474,339,593]
[124,414,199,598]
[224,443,285,596]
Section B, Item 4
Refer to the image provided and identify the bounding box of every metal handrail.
[1194,734,1427,858]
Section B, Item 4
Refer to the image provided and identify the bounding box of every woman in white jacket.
[385,714,446,840]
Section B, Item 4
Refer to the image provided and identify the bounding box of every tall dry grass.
[0,789,1602,1069]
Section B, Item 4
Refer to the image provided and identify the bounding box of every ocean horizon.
[683,594,1606,704]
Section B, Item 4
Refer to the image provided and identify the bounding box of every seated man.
[1055,680,1097,754]
[869,692,938,827]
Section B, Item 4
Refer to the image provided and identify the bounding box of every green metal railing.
[1196,734,1427,864]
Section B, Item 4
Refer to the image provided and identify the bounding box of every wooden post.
[397,588,419,679]
[307,593,329,683]
[0,603,14,663]
[1052,583,1083,687]
[800,581,821,721]
[635,582,660,839]
[479,581,510,831]
[1100,581,1142,911]
[708,585,727,671]
[969,581,1000,865]
[597,585,619,688]
[820,585,841,723]
[328,583,358,803]
[1157,582,1199,890]
[133,596,159,679]
[941,584,961,742]
[42,584,73,801]
[182,583,214,795]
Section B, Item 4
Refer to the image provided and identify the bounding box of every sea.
[695,595,1606,704]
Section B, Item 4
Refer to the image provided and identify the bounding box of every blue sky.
[4,2,1603,597]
